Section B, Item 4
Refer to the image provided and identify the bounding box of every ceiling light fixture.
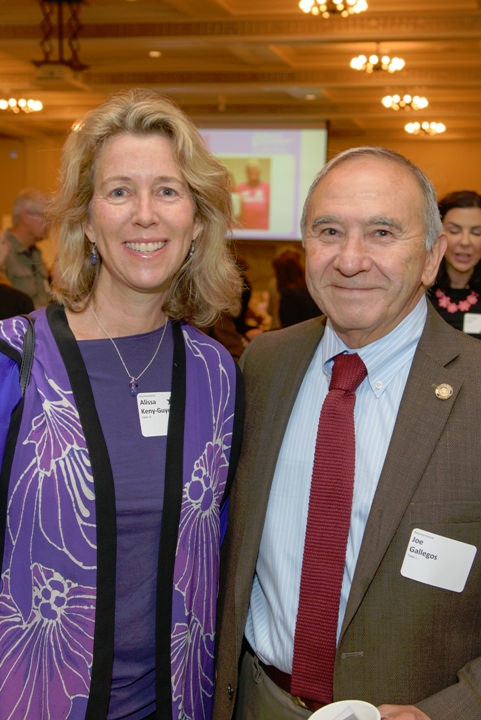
[0,97,43,113]
[33,0,88,72]
[298,0,367,18]
[382,94,428,111]
[350,53,405,73]
[404,121,446,136]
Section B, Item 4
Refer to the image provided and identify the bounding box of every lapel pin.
[434,383,453,400]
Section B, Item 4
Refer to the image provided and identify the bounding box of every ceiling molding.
[0,0,480,141]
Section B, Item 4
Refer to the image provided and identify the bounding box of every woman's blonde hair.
[50,88,242,326]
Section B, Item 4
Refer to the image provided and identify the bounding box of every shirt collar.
[321,296,428,396]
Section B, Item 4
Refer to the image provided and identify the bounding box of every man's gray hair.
[12,188,48,225]
[300,146,443,250]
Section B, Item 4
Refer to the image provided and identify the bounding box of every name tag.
[137,392,171,437]
[401,528,477,592]
[463,313,481,334]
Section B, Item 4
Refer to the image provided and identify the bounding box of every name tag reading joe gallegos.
[137,392,171,437]
[401,528,477,592]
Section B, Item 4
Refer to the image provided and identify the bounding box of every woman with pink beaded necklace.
[430,190,481,338]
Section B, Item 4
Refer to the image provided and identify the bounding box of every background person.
[429,190,481,337]
[213,147,481,720]
[206,257,249,361]
[0,231,34,318]
[2,187,51,307]
[0,88,244,720]
[236,159,270,230]
[272,247,320,327]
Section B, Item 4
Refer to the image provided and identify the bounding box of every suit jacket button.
[227,683,234,699]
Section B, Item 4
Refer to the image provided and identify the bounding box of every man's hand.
[378,705,430,720]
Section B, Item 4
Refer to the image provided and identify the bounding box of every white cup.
[309,699,381,720]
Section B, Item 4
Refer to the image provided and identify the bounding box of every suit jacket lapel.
[341,306,464,636]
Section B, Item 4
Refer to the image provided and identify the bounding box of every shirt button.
[375,380,383,390]
[227,683,234,699]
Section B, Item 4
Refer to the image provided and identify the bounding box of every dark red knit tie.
[291,352,367,704]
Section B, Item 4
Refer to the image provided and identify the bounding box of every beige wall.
[0,135,64,272]
[1,132,479,286]
[328,135,481,201]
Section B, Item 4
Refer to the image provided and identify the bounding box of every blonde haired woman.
[0,89,244,720]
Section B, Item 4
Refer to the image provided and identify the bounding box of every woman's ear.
[83,219,94,243]
[193,217,202,242]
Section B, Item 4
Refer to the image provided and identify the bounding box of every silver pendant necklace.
[91,305,168,396]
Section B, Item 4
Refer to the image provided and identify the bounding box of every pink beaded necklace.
[435,287,480,314]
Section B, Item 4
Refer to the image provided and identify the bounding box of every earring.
[90,243,98,266]
[188,241,195,258]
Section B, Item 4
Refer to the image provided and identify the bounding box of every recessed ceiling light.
[149,50,162,58]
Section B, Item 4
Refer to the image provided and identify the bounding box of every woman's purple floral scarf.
[0,310,240,720]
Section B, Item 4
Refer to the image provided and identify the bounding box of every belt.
[253,652,326,713]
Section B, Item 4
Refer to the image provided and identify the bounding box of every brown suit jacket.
[213,303,481,720]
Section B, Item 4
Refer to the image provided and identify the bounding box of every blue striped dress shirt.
[245,296,428,673]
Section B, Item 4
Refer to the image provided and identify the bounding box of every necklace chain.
[91,305,168,396]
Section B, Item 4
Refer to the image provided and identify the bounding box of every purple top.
[0,309,241,720]
[78,323,173,720]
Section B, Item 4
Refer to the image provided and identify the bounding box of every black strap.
[0,314,35,571]
[19,314,35,396]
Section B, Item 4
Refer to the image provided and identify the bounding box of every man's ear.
[422,232,447,288]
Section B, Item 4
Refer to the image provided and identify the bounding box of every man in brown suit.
[213,147,481,720]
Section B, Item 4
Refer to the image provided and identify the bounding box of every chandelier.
[299,0,368,18]
[33,0,88,72]
[350,53,405,73]
[0,97,43,113]
[382,94,429,111]
[404,121,446,136]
